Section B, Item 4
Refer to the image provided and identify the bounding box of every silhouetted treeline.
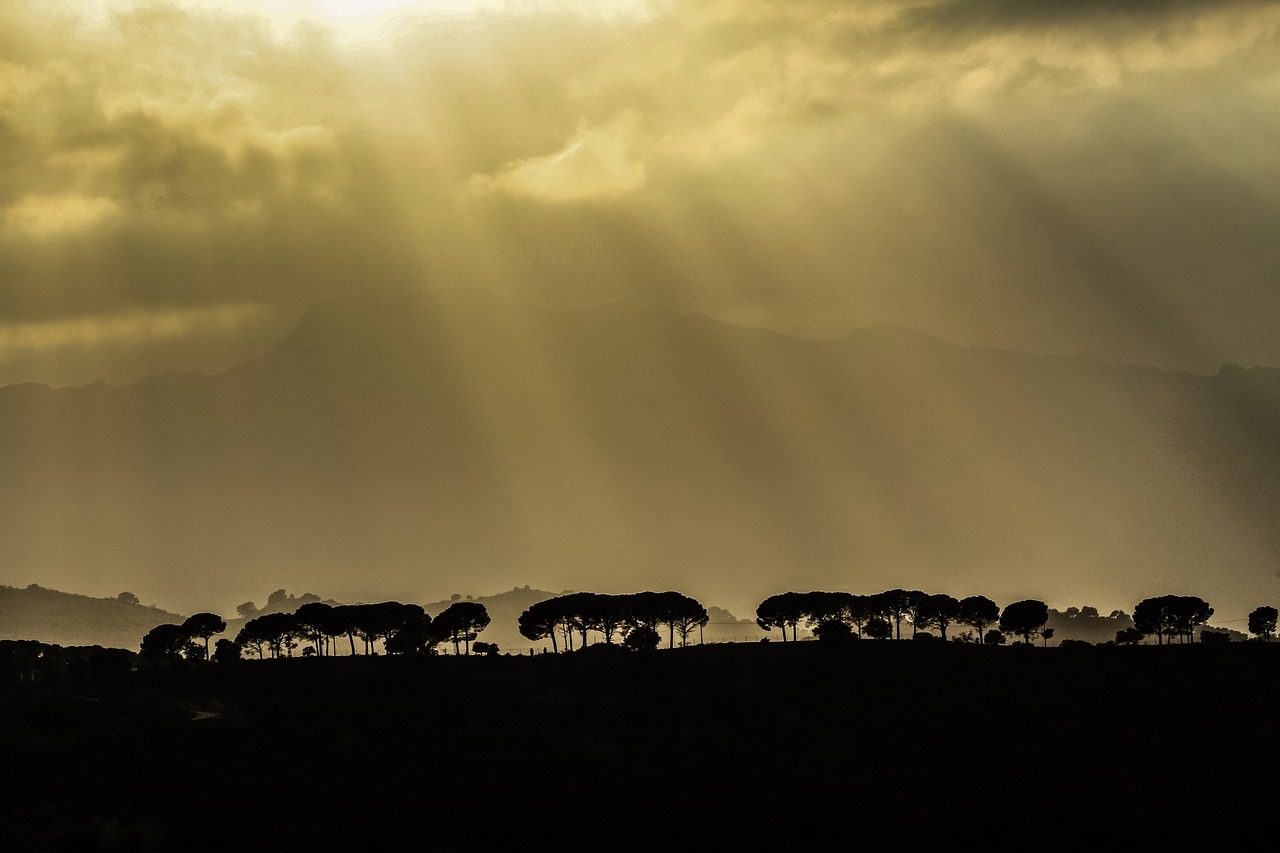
[755,590,1008,643]
[518,591,708,651]
[0,639,134,685]
[754,589,1257,646]
[139,600,493,663]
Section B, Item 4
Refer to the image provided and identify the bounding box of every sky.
[4,1,1280,625]
[3,0,1280,389]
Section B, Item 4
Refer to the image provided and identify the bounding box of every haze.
[2,0,1279,624]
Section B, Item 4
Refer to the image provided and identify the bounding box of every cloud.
[3,0,1280,384]
[472,113,647,201]
[4,194,122,236]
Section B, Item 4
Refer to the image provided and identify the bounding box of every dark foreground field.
[1,641,1274,850]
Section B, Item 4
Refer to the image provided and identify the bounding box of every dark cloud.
[905,0,1275,32]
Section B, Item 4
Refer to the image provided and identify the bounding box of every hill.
[0,585,184,650]
[2,289,1279,619]
[0,642,1274,849]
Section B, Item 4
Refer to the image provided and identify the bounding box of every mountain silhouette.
[2,288,1278,618]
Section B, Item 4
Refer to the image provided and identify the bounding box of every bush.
[624,627,661,652]
[814,620,852,642]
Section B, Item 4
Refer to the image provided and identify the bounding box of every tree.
[519,599,562,653]
[434,601,490,655]
[916,594,961,641]
[983,629,1006,646]
[863,617,892,640]
[385,611,438,655]
[999,600,1048,645]
[1248,606,1278,642]
[140,623,189,664]
[664,593,709,647]
[1115,627,1143,645]
[473,641,500,656]
[1041,627,1054,647]
[1133,595,1214,644]
[239,612,301,658]
[814,620,852,642]
[117,591,140,606]
[624,626,660,651]
[212,638,242,664]
[874,589,926,640]
[180,613,227,661]
[957,596,1000,644]
[294,602,338,656]
[756,592,808,642]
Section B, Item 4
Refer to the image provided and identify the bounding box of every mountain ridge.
[2,289,1278,621]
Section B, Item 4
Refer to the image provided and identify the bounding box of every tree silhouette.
[180,613,226,660]
[983,629,1006,646]
[435,601,490,655]
[212,638,241,664]
[294,602,338,656]
[385,611,438,655]
[624,625,660,651]
[999,600,1048,645]
[916,594,960,641]
[1041,627,1054,647]
[957,596,1000,644]
[813,619,852,642]
[518,599,562,653]
[664,593,709,647]
[875,589,926,640]
[863,617,892,640]
[1248,606,1278,642]
[756,592,807,641]
[1115,627,1143,645]
[1133,595,1213,644]
[140,623,189,664]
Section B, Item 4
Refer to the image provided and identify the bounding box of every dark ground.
[0,641,1273,850]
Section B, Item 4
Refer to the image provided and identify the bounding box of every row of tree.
[754,590,1018,643]
[140,600,493,663]
[755,590,1276,645]
[518,591,708,651]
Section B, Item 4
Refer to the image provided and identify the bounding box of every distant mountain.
[3,288,1280,620]
[0,585,184,650]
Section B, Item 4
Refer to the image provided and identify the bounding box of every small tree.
[212,638,242,664]
[1115,627,1144,645]
[624,626,660,652]
[863,617,892,640]
[1041,627,1054,647]
[814,619,852,642]
[1248,606,1277,642]
[983,629,1006,646]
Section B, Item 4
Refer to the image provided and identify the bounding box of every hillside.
[2,289,1279,619]
[1,642,1275,849]
[0,585,184,650]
